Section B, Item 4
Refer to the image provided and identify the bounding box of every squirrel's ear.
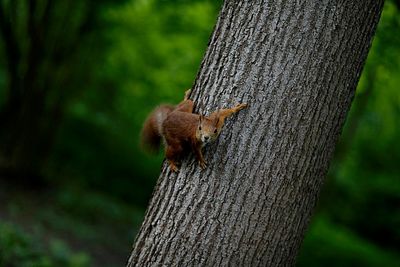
[215,111,220,125]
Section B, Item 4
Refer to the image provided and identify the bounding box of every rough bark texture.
[128,0,384,266]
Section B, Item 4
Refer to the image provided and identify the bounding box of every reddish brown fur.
[141,89,247,172]
[140,104,174,153]
[162,103,201,171]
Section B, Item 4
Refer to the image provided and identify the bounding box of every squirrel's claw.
[236,103,248,111]
[199,160,207,170]
[169,163,179,173]
[184,89,192,100]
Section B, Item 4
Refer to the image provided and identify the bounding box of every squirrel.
[141,89,247,172]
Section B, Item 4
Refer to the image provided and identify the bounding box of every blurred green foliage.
[49,0,222,204]
[298,217,400,267]
[0,222,90,267]
[0,0,398,266]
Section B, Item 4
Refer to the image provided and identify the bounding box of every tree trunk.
[128,0,384,266]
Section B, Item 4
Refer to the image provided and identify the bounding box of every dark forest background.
[0,0,399,266]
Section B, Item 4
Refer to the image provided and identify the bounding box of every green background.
[0,0,399,266]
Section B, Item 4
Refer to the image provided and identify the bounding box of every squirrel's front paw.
[184,89,192,100]
[199,160,207,170]
[236,103,248,111]
[169,163,179,173]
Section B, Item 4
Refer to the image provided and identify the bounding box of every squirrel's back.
[141,104,174,153]
[162,111,199,142]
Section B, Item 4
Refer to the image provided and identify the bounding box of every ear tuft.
[215,111,220,125]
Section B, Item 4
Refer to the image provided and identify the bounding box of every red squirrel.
[141,89,247,172]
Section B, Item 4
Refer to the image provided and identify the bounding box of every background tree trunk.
[0,1,101,181]
[128,0,384,266]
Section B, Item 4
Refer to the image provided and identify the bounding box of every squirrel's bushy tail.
[140,104,174,153]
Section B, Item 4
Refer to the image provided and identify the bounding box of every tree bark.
[128,0,384,266]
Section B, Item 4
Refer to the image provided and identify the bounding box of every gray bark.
[128,0,384,266]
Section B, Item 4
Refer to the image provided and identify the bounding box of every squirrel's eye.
[214,129,217,133]
[199,126,202,130]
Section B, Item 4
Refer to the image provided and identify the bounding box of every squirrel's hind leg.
[220,103,248,117]
[166,145,182,172]
[211,103,248,122]
[174,99,194,113]
[174,89,194,113]
[184,89,191,100]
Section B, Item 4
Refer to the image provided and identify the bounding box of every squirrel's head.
[196,114,221,145]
